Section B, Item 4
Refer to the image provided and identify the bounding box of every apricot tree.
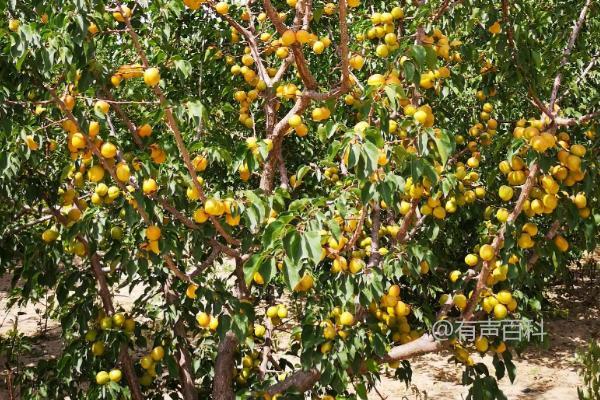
[0,0,598,399]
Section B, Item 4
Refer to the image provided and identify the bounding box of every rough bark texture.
[266,369,322,396]
[267,334,447,396]
[212,331,239,400]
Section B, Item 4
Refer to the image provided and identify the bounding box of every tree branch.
[462,163,539,320]
[212,331,239,400]
[527,220,561,270]
[556,53,599,103]
[266,333,446,396]
[120,7,240,247]
[554,111,600,126]
[263,0,318,89]
[549,0,593,109]
[46,203,143,400]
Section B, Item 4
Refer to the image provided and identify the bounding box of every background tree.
[0,0,598,399]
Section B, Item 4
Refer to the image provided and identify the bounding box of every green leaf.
[243,254,263,286]
[282,255,301,290]
[403,61,416,82]
[429,129,455,165]
[174,58,192,79]
[258,258,277,285]
[188,100,208,124]
[283,230,302,264]
[356,382,368,399]
[301,231,323,266]
[411,45,427,67]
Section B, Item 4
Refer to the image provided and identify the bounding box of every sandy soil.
[371,272,599,399]
[0,267,598,399]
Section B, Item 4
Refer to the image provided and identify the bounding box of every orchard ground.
[1,259,597,399]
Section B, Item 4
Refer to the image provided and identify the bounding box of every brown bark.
[549,0,593,109]
[45,197,144,400]
[462,163,539,321]
[212,331,239,400]
[266,334,446,396]
[163,279,198,400]
[266,369,321,396]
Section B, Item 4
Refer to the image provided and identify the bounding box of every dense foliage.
[0,0,598,399]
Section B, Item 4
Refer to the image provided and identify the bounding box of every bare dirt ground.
[371,268,599,400]
[0,265,598,399]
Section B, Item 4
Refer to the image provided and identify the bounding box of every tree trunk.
[212,331,239,400]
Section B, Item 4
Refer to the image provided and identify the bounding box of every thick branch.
[266,334,446,396]
[554,111,600,126]
[99,88,144,148]
[395,201,418,243]
[212,331,239,400]
[549,0,593,109]
[462,163,539,320]
[258,317,274,380]
[343,206,367,251]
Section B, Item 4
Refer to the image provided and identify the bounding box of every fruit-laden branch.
[462,163,540,321]
[549,0,594,109]
[96,85,203,232]
[49,89,192,283]
[69,59,198,391]
[203,1,272,85]
[265,334,445,396]
[45,202,144,400]
[259,94,311,191]
[394,200,418,244]
[343,206,367,251]
[118,6,240,247]
[263,0,318,89]
[527,220,561,270]
[259,0,351,192]
[98,88,144,148]
[54,85,197,394]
